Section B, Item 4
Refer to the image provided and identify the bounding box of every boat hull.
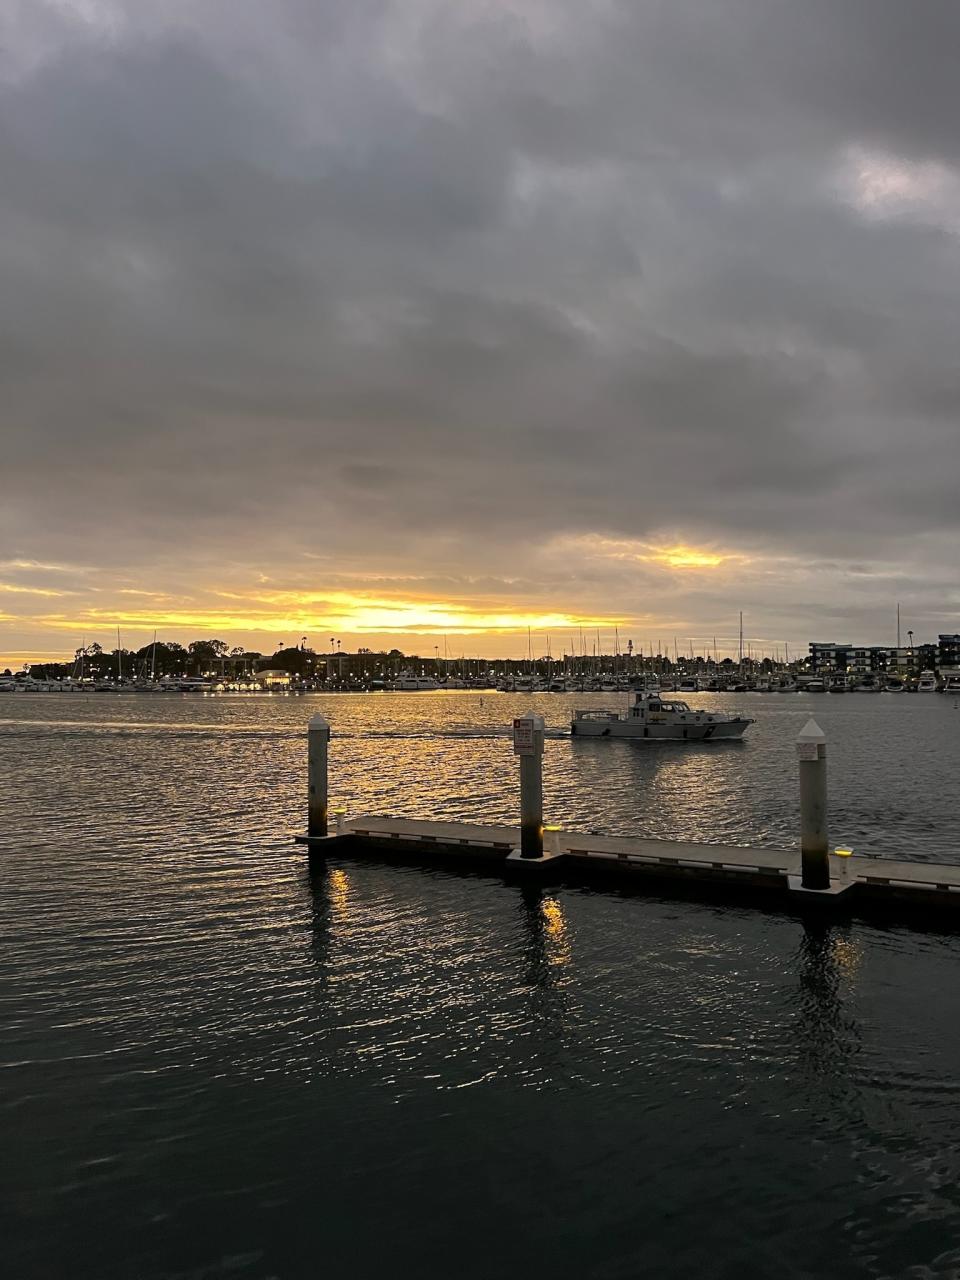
[571,718,751,741]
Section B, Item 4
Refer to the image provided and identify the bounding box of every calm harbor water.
[2,691,960,1278]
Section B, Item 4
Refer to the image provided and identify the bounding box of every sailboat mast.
[150,630,157,681]
[117,626,122,684]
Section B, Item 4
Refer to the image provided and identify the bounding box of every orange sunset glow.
[0,534,773,666]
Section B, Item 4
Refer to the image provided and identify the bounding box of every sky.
[2,0,959,665]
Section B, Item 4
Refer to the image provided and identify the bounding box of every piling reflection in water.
[517,883,572,1048]
[794,919,862,1089]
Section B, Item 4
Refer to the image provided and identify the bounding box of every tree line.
[16,640,408,681]
[23,639,250,681]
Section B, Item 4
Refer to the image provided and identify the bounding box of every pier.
[295,713,960,916]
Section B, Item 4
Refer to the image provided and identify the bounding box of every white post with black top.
[797,718,829,890]
[308,713,331,838]
[513,714,545,859]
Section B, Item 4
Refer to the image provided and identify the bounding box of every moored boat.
[391,672,440,691]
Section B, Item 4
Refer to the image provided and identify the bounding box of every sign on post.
[796,741,820,761]
[513,717,535,755]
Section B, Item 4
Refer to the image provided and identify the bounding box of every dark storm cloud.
[2,0,960,651]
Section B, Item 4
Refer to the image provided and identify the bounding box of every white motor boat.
[571,692,753,741]
[917,671,939,692]
[940,674,960,694]
[392,673,439,691]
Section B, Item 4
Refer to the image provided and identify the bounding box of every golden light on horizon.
[22,589,625,638]
[0,531,754,665]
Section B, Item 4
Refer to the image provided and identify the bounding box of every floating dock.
[296,817,960,913]
[297,712,960,918]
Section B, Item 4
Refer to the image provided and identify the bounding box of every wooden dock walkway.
[296,816,960,912]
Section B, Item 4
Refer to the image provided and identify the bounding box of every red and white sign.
[513,717,535,755]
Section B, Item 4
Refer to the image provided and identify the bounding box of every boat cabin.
[629,696,711,723]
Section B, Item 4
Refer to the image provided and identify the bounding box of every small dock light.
[833,846,853,884]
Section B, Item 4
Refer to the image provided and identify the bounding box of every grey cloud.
[2,0,960,650]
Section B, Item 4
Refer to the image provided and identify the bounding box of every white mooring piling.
[797,718,829,890]
[308,713,331,838]
[513,714,545,859]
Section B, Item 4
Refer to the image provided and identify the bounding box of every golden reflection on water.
[830,934,863,978]
[540,895,571,968]
[327,867,350,919]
